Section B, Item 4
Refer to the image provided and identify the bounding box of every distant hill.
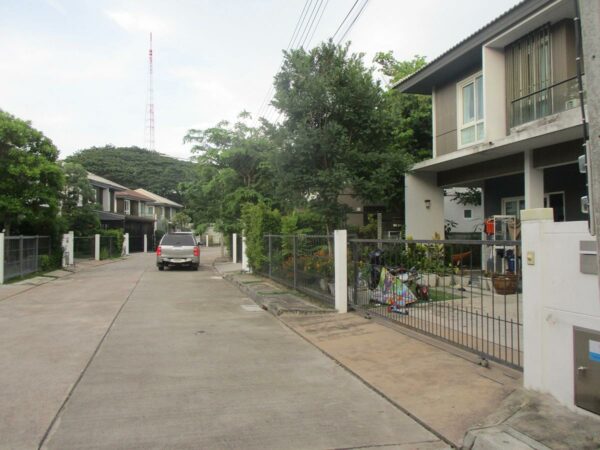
[66,146,195,204]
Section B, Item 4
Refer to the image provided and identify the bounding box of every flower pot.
[492,273,518,295]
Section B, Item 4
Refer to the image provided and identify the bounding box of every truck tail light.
[193,246,200,257]
[156,246,161,256]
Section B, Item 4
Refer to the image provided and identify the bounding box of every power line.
[331,0,360,41]
[336,0,370,44]
[306,0,329,48]
[298,0,323,48]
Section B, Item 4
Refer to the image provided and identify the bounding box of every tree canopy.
[66,146,195,203]
[0,109,63,235]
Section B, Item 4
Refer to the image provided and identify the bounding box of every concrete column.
[94,234,100,261]
[143,234,148,253]
[124,233,129,256]
[524,149,544,210]
[102,188,110,212]
[241,235,249,272]
[377,213,383,240]
[206,234,210,247]
[521,208,554,392]
[232,233,238,262]
[0,232,4,285]
[405,173,444,239]
[334,230,348,314]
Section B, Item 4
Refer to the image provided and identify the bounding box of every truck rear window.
[161,234,196,246]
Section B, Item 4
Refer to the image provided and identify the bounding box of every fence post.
[232,233,237,262]
[241,235,249,272]
[34,236,39,272]
[352,240,358,305]
[0,232,4,284]
[124,233,129,256]
[268,235,272,278]
[334,229,348,313]
[206,234,210,247]
[19,236,23,277]
[293,235,297,289]
[95,234,100,261]
[143,234,148,253]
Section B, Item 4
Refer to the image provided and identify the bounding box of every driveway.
[0,249,445,450]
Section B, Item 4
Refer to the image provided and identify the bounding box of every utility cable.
[336,0,370,44]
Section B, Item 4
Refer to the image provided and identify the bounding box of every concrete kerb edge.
[212,262,456,449]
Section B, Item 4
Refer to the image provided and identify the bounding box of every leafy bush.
[100,229,124,258]
[241,202,281,271]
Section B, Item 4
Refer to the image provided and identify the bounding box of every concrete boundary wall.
[522,209,600,414]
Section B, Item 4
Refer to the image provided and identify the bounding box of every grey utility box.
[574,327,600,415]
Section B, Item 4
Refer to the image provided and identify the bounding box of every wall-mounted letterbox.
[574,326,600,415]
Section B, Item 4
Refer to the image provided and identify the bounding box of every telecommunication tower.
[144,32,155,151]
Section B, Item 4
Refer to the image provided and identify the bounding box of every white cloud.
[105,10,171,34]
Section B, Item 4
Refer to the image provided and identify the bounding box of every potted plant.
[492,272,518,295]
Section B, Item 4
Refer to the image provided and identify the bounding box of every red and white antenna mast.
[144,32,155,151]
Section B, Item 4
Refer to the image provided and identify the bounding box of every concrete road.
[1,248,445,450]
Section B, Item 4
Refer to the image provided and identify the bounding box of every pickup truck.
[156,232,200,271]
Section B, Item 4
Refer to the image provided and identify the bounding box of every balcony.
[509,76,582,128]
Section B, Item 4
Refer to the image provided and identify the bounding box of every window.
[501,196,525,219]
[147,205,155,216]
[124,199,130,215]
[458,73,484,146]
[544,192,566,222]
[464,209,472,219]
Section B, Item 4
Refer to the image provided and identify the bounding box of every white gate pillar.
[124,233,129,256]
[206,234,210,247]
[0,233,4,284]
[232,233,238,262]
[334,229,348,313]
[94,234,100,261]
[143,234,148,253]
[241,235,249,272]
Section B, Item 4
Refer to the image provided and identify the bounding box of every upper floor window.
[124,199,131,215]
[458,73,484,147]
[147,205,155,216]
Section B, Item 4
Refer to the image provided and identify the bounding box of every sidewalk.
[215,260,600,449]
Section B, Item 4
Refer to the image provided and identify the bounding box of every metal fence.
[348,238,523,369]
[74,236,94,260]
[258,235,335,307]
[3,235,52,282]
[129,235,144,253]
[100,236,120,259]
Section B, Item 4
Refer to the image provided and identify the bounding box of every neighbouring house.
[134,188,183,232]
[394,0,588,239]
[339,188,404,238]
[115,189,156,238]
[87,172,128,230]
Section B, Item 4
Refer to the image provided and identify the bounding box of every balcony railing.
[509,76,582,128]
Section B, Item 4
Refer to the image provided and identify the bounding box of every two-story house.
[87,172,128,229]
[115,189,156,237]
[395,0,587,239]
[134,188,184,231]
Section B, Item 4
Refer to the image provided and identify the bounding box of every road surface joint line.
[37,265,148,450]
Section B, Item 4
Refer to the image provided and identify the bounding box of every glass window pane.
[476,122,485,141]
[461,126,475,145]
[476,76,484,120]
[462,83,474,124]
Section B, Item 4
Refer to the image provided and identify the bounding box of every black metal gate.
[348,238,523,369]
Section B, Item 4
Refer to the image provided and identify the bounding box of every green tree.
[0,110,63,235]
[271,41,412,228]
[66,146,195,203]
[60,162,100,236]
[182,112,275,235]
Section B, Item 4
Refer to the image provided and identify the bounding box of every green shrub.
[100,229,124,258]
[241,202,281,271]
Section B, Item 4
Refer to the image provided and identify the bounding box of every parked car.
[156,232,200,271]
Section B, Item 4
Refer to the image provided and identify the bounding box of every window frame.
[463,209,473,219]
[501,196,525,219]
[457,71,485,148]
[124,199,131,215]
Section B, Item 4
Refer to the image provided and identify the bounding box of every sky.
[0,0,521,161]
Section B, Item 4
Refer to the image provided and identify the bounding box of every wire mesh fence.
[258,235,335,308]
[3,236,52,282]
[74,236,95,260]
[349,238,523,369]
[100,236,120,260]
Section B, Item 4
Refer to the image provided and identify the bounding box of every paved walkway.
[0,249,447,450]
[216,261,600,449]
